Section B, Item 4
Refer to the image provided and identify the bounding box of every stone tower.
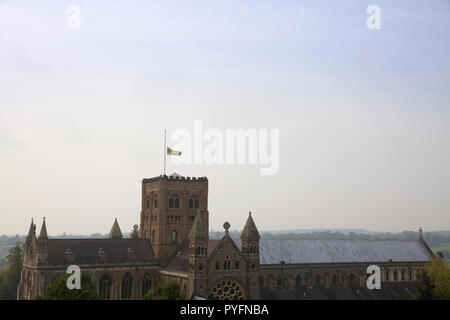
[240,211,261,299]
[187,211,209,298]
[139,174,208,263]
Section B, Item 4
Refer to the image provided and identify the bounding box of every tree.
[417,256,450,300]
[143,281,186,300]
[37,272,99,300]
[0,243,24,300]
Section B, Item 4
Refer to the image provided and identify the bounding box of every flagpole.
[164,129,166,176]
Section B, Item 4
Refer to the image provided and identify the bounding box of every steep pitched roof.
[38,218,48,239]
[109,218,123,239]
[46,238,156,265]
[235,239,433,264]
[188,213,208,240]
[240,212,260,240]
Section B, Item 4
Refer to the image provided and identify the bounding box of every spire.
[38,217,48,239]
[188,211,208,240]
[418,227,424,241]
[109,218,123,239]
[27,218,35,237]
[240,211,260,240]
[25,218,36,248]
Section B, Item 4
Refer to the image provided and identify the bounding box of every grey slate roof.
[235,239,433,264]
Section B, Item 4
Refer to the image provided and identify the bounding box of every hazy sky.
[1,0,450,235]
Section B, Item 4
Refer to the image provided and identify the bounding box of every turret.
[36,217,48,264]
[25,218,36,251]
[188,210,209,298]
[109,218,123,239]
[240,211,261,299]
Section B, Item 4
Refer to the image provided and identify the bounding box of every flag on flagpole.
[167,147,182,156]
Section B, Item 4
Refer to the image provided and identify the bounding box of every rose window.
[208,279,246,300]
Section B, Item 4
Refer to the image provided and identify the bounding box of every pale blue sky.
[1,0,450,235]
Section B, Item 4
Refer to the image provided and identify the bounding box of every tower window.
[175,198,180,208]
[171,230,177,243]
[146,199,150,210]
[154,199,158,209]
[189,199,193,209]
[194,199,199,208]
[169,199,174,208]
[224,256,231,270]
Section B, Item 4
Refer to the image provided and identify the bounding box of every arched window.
[394,270,398,281]
[121,273,132,300]
[175,198,180,208]
[99,274,112,300]
[142,274,152,298]
[171,230,177,243]
[194,199,199,209]
[146,199,150,210]
[169,199,174,208]
[385,270,390,281]
[401,270,405,281]
[189,199,193,208]
[409,269,413,281]
[224,256,231,270]
[153,199,158,209]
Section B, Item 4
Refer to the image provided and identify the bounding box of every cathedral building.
[18,174,435,300]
